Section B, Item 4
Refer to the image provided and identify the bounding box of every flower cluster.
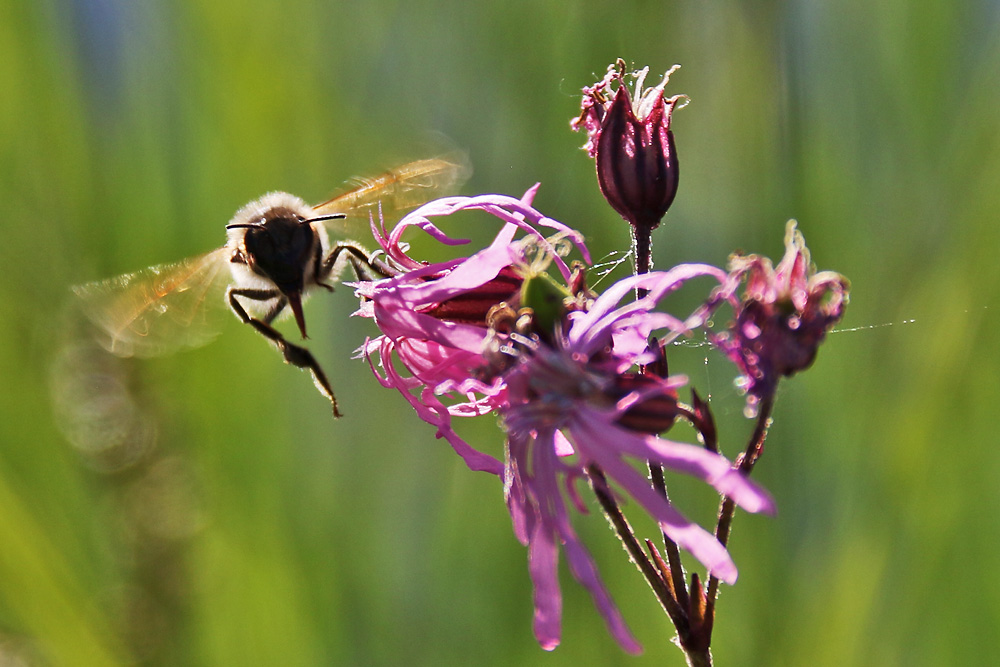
[353,191,775,653]
[348,60,849,660]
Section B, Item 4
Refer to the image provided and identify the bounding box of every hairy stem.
[587,465,686,627]
[631,223,654,299]
[705,394,775,617]
[648,462,691,611]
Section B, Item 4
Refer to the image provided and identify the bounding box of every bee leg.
[228,287,342,418]
[260,294,289,324]
[317,242,393,289]
[310,237,336,293]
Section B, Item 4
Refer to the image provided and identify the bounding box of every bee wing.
[310,156,471,238]
[73,247,234,358]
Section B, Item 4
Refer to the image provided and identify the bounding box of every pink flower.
[355,188,587,473]
[354,193,775,653]
[487,270,775,653]
[714,221,850,414]
[571,59,685,231]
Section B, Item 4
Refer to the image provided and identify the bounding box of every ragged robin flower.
[353,192,775,653]
[354,186,587,473]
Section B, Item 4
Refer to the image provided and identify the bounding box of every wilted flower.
[714,221,850,414]
[571,59,685,233]
[354,193,775,653]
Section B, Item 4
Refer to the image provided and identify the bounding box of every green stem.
[587,466,686,626]
[705,394,775,623]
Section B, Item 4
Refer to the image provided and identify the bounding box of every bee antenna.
[226,222,263,230]
[303,213,348,225]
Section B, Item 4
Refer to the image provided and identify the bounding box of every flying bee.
[73,158,469,417]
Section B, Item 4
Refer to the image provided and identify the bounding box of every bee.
[73,158,468,417]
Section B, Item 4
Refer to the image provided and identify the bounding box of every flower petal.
[376,340,503,474]
[572,417,741,584]
[531,430,641,654]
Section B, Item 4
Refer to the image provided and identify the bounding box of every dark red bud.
[612,372,680,435]
[424,267,522,325]
[596,87,680,231]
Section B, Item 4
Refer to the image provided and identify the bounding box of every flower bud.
[612,372,680,435]
[572,60,685,231]
[424,266,523,325]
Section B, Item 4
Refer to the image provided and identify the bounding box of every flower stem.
[632,224,653,275]
[586,465,687,626]
[648,462,690,610]
[630,222,654,299]
[630,220,688,598]
[705,393,775,620]
[628,218,711,661]
[628,216,705,648]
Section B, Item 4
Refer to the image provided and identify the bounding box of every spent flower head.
[713,221,850,415]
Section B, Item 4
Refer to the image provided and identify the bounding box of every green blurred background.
[2,0,998,664]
